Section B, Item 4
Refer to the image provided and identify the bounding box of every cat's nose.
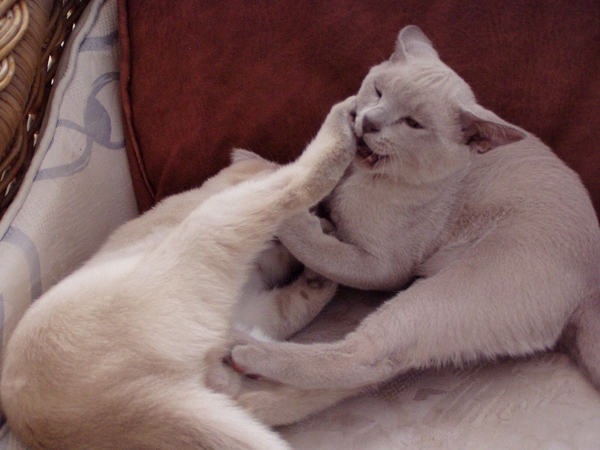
[362,116,380,134]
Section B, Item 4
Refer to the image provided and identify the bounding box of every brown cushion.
[118,0,600,216]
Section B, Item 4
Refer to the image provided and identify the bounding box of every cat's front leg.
[231,239,574,392]
[230,321,404,390]
[278,211,405,290]
[210,342,364,426]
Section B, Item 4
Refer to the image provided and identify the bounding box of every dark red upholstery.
[118,0,600,217]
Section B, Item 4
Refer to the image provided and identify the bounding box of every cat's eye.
[405,117,423,129]
[375,87,382,98]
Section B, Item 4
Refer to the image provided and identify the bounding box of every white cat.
[230,26,600,402]
[0,98,356,450]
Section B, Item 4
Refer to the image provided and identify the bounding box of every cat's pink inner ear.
[460,111,526,154]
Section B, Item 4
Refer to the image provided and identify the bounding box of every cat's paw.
[318,217,337,236]
[278,210,323,243]
[322,95,358,153]
[302,266,334,290]
[230,340,333,389]
[231,336,396,390]
[204,346,244,396]
[229,341,273,380]
[225,330,276,380]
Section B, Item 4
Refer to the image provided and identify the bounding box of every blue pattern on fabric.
[34,71,124,181]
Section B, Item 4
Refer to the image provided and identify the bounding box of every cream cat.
[0,97,357,450]
[230,26,600,401]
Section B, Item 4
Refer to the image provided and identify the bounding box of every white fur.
[0,98,358,449]
[231,26,600,404]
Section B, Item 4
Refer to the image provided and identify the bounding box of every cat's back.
[465,134,596,224]
[454,132,600,271]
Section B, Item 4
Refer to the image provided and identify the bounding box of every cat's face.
[353,60,474,184]
[352,26,525,184]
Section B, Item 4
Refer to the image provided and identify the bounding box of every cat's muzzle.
[356,137,386,167]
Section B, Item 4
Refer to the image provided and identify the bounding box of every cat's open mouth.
[356,138,386,167]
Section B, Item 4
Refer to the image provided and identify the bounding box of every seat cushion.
[0,1,137,439]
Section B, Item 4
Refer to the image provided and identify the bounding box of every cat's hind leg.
[135,96,357,308]
[235,267,338,341]
[252,218,341,340]
[234,217,339,340]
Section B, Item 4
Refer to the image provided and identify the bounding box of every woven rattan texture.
[0,0,29,91]
[0,0,91,220]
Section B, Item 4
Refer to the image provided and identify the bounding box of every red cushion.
[118,0,600,216]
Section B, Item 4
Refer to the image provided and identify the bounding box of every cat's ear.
[459,110,526,154]
[391,25,439,63]
[231,148,266,163]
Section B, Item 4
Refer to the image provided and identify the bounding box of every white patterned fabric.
[0,1,599,449]
[0,0,137,447]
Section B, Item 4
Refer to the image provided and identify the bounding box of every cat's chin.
[355,138,387,168]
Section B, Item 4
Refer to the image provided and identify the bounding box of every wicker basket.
[0,0,91,220]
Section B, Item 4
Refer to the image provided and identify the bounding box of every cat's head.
[353,25,525,183]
